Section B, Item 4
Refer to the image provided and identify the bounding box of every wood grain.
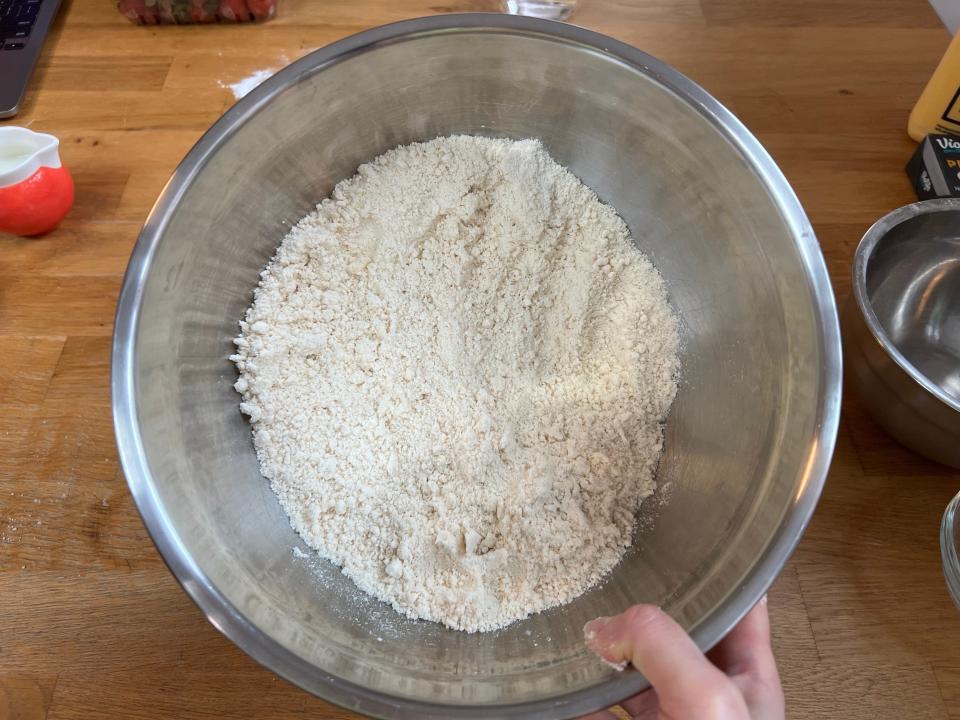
[2,1,959,718]
[700,0,944,28]
[935,667,960,720]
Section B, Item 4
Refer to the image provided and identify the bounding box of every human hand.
[580,599,784,720]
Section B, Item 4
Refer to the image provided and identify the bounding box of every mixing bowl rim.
[112,13,842,719]
[851,198,960,415]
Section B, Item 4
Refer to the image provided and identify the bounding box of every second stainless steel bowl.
[844,199,960,468]
[944,490,960,610]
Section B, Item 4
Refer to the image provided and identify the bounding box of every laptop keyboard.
[1,0,42,49]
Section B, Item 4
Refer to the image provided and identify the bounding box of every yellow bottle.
[909,31,960,141]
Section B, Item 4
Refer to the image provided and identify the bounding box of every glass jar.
[943,489,960,610]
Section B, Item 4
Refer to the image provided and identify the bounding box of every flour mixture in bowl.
[232,136,680,632]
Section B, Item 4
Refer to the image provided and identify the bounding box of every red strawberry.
[115,0,154,24]
[246,0,276,21]
[189,0,214,21]
[218,0,251,21]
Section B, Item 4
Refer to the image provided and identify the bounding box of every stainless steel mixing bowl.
[112,14,841,719]
[844,199,960,468]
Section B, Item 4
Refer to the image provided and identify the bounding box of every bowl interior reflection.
[866,214,960,404]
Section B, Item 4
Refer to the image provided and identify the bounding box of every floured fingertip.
[600,657,629,672]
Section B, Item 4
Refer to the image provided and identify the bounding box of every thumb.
[584,605,748,719]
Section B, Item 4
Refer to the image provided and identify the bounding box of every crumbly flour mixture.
[233,136,680,632]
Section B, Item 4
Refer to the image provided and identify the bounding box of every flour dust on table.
[232,136,680,632]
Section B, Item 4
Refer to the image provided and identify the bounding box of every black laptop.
[1,0,63,118]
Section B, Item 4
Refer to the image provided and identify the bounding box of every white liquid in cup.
[0,142,38,175]
[0,128,61,186]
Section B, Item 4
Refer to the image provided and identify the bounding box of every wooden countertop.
[2,1,959,718]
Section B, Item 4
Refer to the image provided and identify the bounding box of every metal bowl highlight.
[112,14,841,720]
[844,199,960,468]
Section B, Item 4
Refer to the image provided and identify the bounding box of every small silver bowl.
[944,489,960,610]
[844,199,960,468]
